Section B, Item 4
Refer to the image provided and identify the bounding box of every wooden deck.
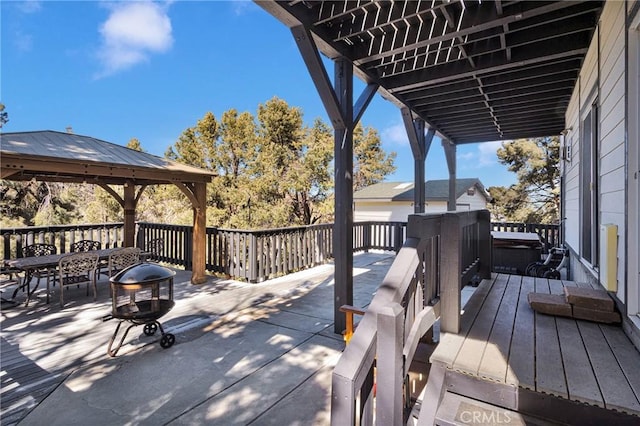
[422,273,640,425]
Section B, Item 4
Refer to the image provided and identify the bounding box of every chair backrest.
[109,247,141,273]
[23,243,57,257]
[70,240,101,252]
[59,252,99,276]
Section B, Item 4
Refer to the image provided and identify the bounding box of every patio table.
[5,248,151,305]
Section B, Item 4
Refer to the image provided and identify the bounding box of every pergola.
[257,0,604,332]
[0,130,215,284]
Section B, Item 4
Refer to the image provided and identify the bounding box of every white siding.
[354,192,488,221]
[354,202,414,222]
[564,0,627,301]
[456,191,489,211]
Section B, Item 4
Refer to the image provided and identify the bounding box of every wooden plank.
[478,274,521,383]
[534,277,568,398]
[430,274,495,367]
[600,324,640,412]
[555,316,604,406]
[451,274,509,375]
[578,321,640,414]
[506,275,536,389]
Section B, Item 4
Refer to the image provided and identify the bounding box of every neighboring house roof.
[354,178,490,202]
[1,130,215,185]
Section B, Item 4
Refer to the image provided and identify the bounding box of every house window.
[580,100,598,265]
[467,188,475,196]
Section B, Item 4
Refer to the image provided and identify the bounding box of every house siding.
[564,0,627,301]
[354,191,488,221]
[354,202,413,222]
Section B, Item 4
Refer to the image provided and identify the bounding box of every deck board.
[428,273,640,421]
[555,316,604,406]
[533,277,568,398]
[430,276,494,367]
[601,325,640,406]
[452,274,508,375]
[506,275,535,389]
[478,274,520,383]
[579,321,640,414]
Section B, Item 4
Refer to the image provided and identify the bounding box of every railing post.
[478,210,492,279]
[249,233,258,283]
[440,213,461,334]
[376,302,404,426]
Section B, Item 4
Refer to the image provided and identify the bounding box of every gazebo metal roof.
[258,0,604,144]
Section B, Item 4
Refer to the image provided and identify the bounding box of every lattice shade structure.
[259,0,603,144]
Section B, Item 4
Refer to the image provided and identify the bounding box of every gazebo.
[0,130,216,284]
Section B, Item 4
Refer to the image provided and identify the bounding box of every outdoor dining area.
[2,241,150,308]
[1,247,395,425]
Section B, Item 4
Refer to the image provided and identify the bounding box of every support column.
[402,108,435,214]
[191,182,207,284]
[290,25,378,334]
[442,140,457,211]
[123,182,136,247]
[333,57,354,334]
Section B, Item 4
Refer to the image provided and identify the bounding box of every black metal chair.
[108,247,141,277]
[70,240,106,276]
[70,240,101,252]
[55,252,99,307]
[16,243,57,304]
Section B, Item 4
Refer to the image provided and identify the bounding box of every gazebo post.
[123,182,136,247]
[191,182,207,284]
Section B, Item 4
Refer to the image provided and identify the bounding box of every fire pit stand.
[103,263,176,357]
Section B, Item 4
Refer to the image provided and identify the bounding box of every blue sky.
[1,0,516,188]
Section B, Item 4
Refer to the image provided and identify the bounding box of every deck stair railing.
[330,210,492,425]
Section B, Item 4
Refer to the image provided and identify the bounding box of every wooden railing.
[1,221,405,281]
[0,223,125,260]
[330,210,492,425]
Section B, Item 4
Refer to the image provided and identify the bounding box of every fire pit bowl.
[104,262,176,357]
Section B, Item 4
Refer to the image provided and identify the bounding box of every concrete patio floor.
[1,251,395,425]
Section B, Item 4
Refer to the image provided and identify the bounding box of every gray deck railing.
[331,210,492,425]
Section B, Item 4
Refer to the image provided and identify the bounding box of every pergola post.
[290,25,378,334]
[402,108,435,213]
[333,57,354,335]
[442,140,457,211]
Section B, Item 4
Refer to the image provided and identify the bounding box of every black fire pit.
[104,262,176,357]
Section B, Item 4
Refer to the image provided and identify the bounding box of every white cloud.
[16,0,42,14]
[477,141,503,166]
[381,122,409,146]
[96,2,173,78]
[230,0,256,16]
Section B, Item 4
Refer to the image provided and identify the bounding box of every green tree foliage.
[2,98,396,229]
[353,123,397,191]
[0,103,8,128]
[489,136,560,223]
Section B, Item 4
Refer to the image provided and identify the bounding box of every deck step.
[433,392,556,426]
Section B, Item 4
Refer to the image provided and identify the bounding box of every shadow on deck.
[0,252,394,425]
